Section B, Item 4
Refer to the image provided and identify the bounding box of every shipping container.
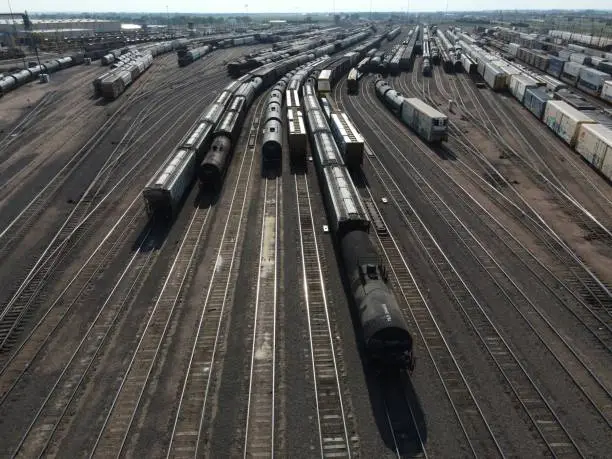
[599,62,612,74]
[577,67,610,95]
[575,123,612,172]
[547,56,565,78]
[563,60,585,77]
[509,73,539,103]
[522,87,552,119]
[543,100,596,146]
[569,53,591,66]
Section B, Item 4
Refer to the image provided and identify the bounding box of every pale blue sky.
[8,0,608,14]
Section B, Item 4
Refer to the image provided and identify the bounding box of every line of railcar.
[92,50,153,100]
[261,56,329,168]
[226,27,372,77]
[0,53,84,97]
[91,39,192,100]
[494,37,611,101]
[347,68,359,94]
[375,76,448,143]
[314,33,386,94]
[422,28,432,76]
[142,30,372,217]
[177,45,212,67]
[301,78,414,369]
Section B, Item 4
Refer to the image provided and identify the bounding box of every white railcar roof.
[148,148,191,189]
[288,111,306,135]
[404,98,448,119]
[580,122,612,144]
[546,100,597,122]
[331,113,364,144]
[324,166,366,218]
[319,69,332,80]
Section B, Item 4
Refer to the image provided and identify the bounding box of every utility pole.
[7,0,26,68]
[166,5,171,37]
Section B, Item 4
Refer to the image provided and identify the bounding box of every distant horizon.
[24,8,612,15]
[15,3,612,16]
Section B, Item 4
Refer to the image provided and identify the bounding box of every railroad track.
[8,224,160,458]
[444,70,612,243]
[403,66,612,327]
[340,76,598,455]
[0,71,230,354]
[0,60,228,256]
[400,65,612,378]
[334,79,503,457]
[368,80,612,425]
[90,203,214,457]
[0,92,57,155]
[243,176,280,456]
[293,172,353,458]
[165,96,266,458]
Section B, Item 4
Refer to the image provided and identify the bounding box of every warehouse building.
[0,18,122,45]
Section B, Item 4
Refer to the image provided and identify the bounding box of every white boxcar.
[543,100,596,147]
[400,98,448,143]
[286,89,301,109]
[601,145,612,182]
[330,112,365,168]
[577,67,610,96]
[569,53,591,65]
[483,62,506,91]
[509,74,539,103]
[602,81,612,103]
[317,69,332,93]
[508,43,521,57]
[575,123,612,172]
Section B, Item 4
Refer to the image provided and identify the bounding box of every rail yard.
[0,17,611,458]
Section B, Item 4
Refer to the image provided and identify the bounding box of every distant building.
[0,18,122,45]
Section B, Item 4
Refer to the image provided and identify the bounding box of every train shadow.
[289,156,308,175]
[350,166,369,189]
[94,97,114,106]
[132,180,217,253]
[132,217,171,253]
[328,231,428,456]
[194,184,219,209]
[261,161,282,179]
[429,143,457,161]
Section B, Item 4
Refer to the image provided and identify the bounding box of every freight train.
[448,33,612,181]
[301,78,414,369]
[142,30,372,217]
[0,53,84,96]
[375,76,448,142]
[178,45,212,67]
